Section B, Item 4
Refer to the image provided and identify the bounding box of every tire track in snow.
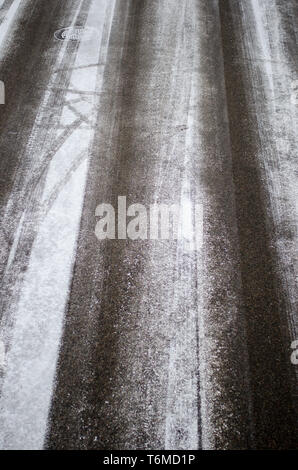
[219,0,297,448]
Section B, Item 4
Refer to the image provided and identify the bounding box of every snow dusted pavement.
[0,0,297,450]
[0,0,116,449]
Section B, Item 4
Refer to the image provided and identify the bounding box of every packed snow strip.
[0,0,22,55]
[164,4,201,447]
[1,0,84,283]
[0,0,116,450]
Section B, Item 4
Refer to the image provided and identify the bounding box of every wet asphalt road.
[0,0,297,450]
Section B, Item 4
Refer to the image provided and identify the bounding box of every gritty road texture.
[0,0,297,450]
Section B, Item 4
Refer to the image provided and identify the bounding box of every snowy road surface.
[0,0,297,450]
